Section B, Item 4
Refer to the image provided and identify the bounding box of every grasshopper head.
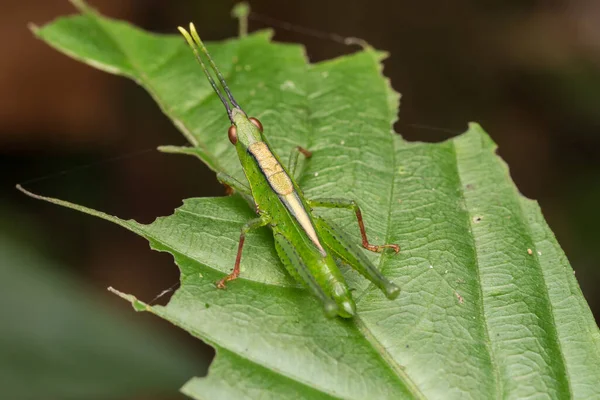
[227,108,263,149]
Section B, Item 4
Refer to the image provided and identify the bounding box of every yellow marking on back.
[249,142,293,195]
[248,141,326,256]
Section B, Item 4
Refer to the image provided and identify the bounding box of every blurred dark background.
[2,0,599,399]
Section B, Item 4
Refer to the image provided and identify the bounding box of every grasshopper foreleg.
[308,198,400,254]
[288,146,312,179]
[217,172,255,206]
[216,214,271,289]
[217,172,250,194]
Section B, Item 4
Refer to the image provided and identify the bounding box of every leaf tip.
[69,0,92,13]
[157,145,187,154]
[344,36,373,51]
[463,121,497,151]
[467,121,484,132]
[108,286,150,312]
[231,2,250,19]
[16,183,42,200]
[27,22,40,36]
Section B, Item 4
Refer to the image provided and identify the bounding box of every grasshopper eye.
[249,117,263,132]
[228,125,238,144]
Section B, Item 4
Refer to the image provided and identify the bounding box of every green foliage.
[29,2,600,399]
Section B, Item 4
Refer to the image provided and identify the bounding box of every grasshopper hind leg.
[315,217,400,300]
[273,233,341,318]
[309,198,400,254]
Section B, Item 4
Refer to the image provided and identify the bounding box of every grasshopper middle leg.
[217,172,255,206]
[216,214,271,289]
[288,146,312,179]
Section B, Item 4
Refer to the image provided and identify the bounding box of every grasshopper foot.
[296,146,312,158]
[216,272,239,289]
[363,243,400,254]
[216,279,227,289]
[384,282,401,300]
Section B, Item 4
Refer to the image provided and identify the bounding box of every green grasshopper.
[178,23,400,318]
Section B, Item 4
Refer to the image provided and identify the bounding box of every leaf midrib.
[450,139,501,399]
[310,51,424,398]
[513,202,572,396]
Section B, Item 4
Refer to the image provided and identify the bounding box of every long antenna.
[178,25,234,123]
[187,23,244,111]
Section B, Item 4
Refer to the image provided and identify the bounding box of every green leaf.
[0,212,205,400]
[30,2,600,399]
